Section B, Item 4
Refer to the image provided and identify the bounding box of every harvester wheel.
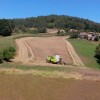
[59,61,66,65]
[46,58,50,63]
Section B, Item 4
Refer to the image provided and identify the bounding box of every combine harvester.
[46,54,66,65]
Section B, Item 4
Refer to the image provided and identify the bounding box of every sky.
[0,0,100,23]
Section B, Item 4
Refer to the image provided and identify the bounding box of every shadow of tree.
[95,55,100,66]
[96,59,100,64]
[0,60,3,64]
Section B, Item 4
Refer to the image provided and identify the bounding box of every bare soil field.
[0,75,99,100]
[14,36,84,66]
[14,37,72,64]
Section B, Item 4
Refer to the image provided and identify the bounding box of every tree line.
[10,15,100,32]
[0,15,100,36]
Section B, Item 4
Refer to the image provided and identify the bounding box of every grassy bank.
[0,37,15,50]
[68,39,100,69]
[9,33,56,39]
[0,62,80,73]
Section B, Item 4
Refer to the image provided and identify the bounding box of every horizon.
[0,0,100,23]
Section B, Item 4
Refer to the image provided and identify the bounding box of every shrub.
[9,47,16,53]
[0,51,3,63]
[57,30,67,36]
[14,27,20,33]
[95,44,100,61]
[57,29,60,35]
[37,28,47,33]
[3,47,15,61]
[64,28,69,33]
[29,29,39,34]
[94,36,99,41]
[47,23,55,29]
[70,32,79,39]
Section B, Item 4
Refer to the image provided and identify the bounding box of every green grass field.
[0,37,15,51]
[68,39,100,69]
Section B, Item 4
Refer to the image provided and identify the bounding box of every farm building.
[79,32,100,41]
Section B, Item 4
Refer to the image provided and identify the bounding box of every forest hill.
[8,15,100,33]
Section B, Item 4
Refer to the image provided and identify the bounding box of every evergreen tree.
[0,19,12,36]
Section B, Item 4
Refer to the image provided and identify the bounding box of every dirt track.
[14,39,35,63]
[14,36,84,66]
[64,37,85,67]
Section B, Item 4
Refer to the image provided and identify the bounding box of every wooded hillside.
[6,15,100,32]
